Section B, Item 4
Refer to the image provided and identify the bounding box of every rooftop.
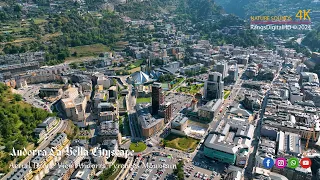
[301,72,319,83]
[94,92,105,100]
[152,82,162,88]
[74,95,86,105]
[38,117,56,127]
[278,131,301,155]
[46,149,85,179]
[40,85,62,90]
[61,98,75,108]
[63,87,78,95]
[204,118,254,154]
[31,147,51,164]
[9,166,31,180]
[71,168,92,179]
[172,113,188,125]
[136,103,163,129]
[34,128,45,133]
[131,71,151,84]
[199,99,222,112]
[98,102,114,109]
[109,86,117,91]
[50,133,67,147]
[98,121,119,136]
[100,111,116,116]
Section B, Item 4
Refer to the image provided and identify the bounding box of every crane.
[305,124,316,151]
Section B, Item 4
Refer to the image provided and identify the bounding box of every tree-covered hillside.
[116,0,263,47]
[0,0,264,66]
[0,83,52,173]
[0,10,125,65]
[171,0,263,47]
[302,26,320,52]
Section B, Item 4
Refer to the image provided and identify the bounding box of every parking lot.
[126,148,225,180]
[185,161,222,180]
[165,92,193,117]
[193,74,208,81]
[188,151,227,179]
[128,152,178,180]
[16,85,52,111]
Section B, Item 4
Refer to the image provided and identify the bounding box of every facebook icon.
[263,157,274,169]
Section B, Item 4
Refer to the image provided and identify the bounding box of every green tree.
[158,74,175,82]
[200,67,207,74]
[0,83,53,172]
[70,62,79,69]
[100,164,116,179]
[13,4,21,12]
[13,94,22,101]
[173,160,184,180]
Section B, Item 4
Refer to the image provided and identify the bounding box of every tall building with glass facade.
[152,82,163,115]
[204,72,224,100]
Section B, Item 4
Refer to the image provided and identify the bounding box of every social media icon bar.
[263,157,274,169]
[275,157,287,169]
[300,157,312,168]
[287,157,299,168]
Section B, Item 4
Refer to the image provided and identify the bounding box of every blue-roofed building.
[130,71,151,85]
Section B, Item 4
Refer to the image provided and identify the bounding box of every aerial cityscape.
[0,0,320,180]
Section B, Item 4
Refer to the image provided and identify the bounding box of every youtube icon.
[300,158,312,168]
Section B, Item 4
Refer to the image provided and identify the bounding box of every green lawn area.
[171,78,184,89]
[68,43,111,57]
[129,64,136,69]
[136,97,151,104]
[133,59,144,67]
[161,83,169,89]
[42,32,62,41]
[163,134,199,152]
[33,18,47,25]
[177,84,204,95]
[128,59,144,70]
[113,40,128,51]
[106,167,122,180]
[10,27,28,32]
[224,90,231,99]
[99,160,124,180]
[128,67,141,74]
[122,116,131,136]
[129,142,147,152]
[13,37,35,43]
